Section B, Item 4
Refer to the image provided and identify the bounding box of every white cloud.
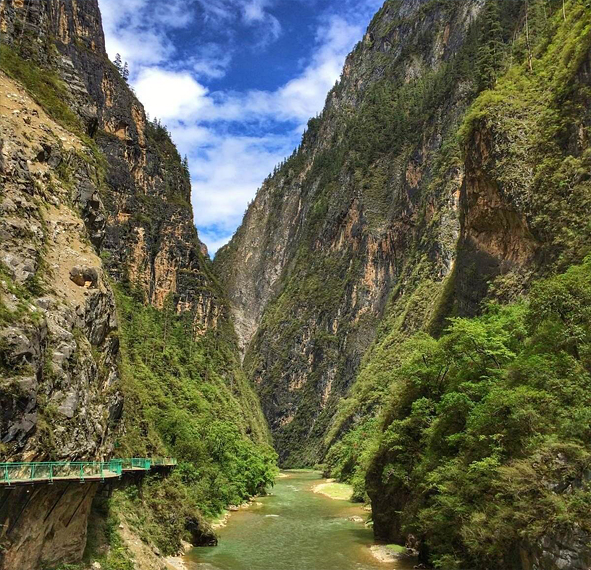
[98,0,189,68]
[132,14,361,126]
[189,44,234,79]
[242,0,281,43]
[134,68,210,121]
[274,16,362,120]
[188,133,296,229]
[243,0,269,22]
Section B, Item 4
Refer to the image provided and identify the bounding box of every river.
[185,470,416,570]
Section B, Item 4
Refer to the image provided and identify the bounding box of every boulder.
[69,265,99,288]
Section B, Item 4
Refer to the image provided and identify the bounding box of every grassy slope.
[114,287,276,521]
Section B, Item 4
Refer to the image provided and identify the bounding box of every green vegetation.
[322,2,591,565]
[113,285,277,554]
[459,0,591,270]
[0,263,42,328]
[0,45,84,138]
[324,418,379,501]
[366,257,591,568]
[145,119,193,208]
[385,544,406,554]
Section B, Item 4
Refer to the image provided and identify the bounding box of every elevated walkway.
[0,457,177,487]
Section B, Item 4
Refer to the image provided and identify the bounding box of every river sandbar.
[312,479,353,500]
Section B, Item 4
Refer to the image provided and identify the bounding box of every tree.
[122,62,130,82]
[476,0,504,89]
[525,0,533,72]
[114,53,123,73]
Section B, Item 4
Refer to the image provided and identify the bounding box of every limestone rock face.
[0,72,121,463]
[215,0,486,465]
[0,0,229,458]
[0,0,221,325]
[520,528,591,570]
[0,69,121,569]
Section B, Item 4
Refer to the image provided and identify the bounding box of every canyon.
[1,0,591,569]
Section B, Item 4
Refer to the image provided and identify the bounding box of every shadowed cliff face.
[0,482,99,570]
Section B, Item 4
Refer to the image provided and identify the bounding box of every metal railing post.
[49,464,53,484]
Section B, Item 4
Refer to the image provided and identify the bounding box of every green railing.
[1,460,123,485]
[0,457,176,485]
[152,457,177,466]
[118,458,152,470]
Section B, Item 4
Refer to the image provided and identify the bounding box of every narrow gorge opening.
[1,1,591,569]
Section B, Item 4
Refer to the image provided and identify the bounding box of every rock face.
[0,0,230,459]
[520,529,591,570]
[0,482,99,570]
[0,0,221,328]
[0,63,120,570]
[216,0,489,465]
[0,71,121,463]
[217,0,591,567]
[0,0,229,567]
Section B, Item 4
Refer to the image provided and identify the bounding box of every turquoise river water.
[185,470,416,570]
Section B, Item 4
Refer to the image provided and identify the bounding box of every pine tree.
[114,53,123,73]
[476,0,504,90]
[122,62,130,82]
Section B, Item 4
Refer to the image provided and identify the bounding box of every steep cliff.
[0,0,218,321]
[0,67,122,569]
[217,0,591,567]
[216,0,504,465]
[0,68,121,465]
[0,1,274,568]
[362,3,591,568]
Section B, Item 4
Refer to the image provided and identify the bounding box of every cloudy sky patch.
[98,0,382,254]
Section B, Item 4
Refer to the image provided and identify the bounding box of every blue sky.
[97,0,383,254]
